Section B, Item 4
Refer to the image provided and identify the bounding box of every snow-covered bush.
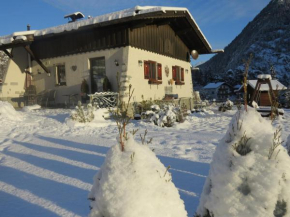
[88,134,187,217]
[218,99,233,112]
[70,101,94,123]
[150,105,177,127]
[135,96,157,114]
[196,107,290,217]
[142,104,189,127]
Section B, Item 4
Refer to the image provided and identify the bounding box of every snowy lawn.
[0,105,289,217]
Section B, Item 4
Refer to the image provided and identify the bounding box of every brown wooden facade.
[30,23,190,62]
[30,25,129,60]
[129,25,190,61]
[248,88,278,106]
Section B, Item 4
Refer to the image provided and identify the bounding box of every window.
[144,61,162,84]
[90,57,106,93]
[172,66,185,85]
[56,64,66,86]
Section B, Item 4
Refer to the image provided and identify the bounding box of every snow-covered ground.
[0,104,289,217]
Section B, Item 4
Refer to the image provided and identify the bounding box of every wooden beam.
[0,42,30,51]
[24,45,50,74]
[3,49,13,58]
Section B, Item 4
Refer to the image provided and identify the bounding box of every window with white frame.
[56,64,66,86]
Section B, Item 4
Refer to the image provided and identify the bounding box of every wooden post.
[3,49,13,58]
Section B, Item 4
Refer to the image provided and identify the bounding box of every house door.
[90,57,106,93]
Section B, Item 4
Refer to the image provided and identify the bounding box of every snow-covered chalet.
[0,6,218,107]
[203,82,233,101]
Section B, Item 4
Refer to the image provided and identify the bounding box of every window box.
[148,79,162,85]
[175,81,185,85]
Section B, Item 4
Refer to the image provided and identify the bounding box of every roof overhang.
[0,6,215,56]
[0,32,34,50]
[32,6,214,55]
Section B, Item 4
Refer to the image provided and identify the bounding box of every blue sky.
[0,0,270,63]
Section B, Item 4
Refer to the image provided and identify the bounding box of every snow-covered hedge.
[88,134,187,217]
[196,107,290,217]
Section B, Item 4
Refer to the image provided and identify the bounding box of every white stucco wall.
[126,46,193,102]
[30,45,193,105]
[0,47,28,104]
[31,47,129,104]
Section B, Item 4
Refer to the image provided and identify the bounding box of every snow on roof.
[248,80,286,91]
[203,82,224,89]
[257,74,272,80]
[14,35,27,41]
[0,31,36,45]
[0,6,212,50]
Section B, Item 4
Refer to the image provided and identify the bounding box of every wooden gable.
[129,24,190,61]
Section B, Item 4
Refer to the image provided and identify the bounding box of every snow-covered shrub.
[218,99,233,112]
[88,134,187,217]
[142,104,189,127]
[196,107,290,217]
[70,101,94,123]
[151,105,177,127]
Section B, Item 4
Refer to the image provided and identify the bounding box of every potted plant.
[80,79,89,103]
[102,76,111,92]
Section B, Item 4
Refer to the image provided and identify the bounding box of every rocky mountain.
[196,0,290,87]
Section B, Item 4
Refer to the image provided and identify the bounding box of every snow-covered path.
[0,107,289,217]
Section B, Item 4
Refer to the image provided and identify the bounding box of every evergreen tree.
[196,108,290,217]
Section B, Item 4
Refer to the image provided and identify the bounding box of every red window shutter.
[144,61,149,79]
[172,66,176,81]
[181,68,184,81]
[157,63,162,80]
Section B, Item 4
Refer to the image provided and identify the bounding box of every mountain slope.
[197,0,290,87]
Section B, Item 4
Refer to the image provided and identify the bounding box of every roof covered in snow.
[248,79,286,91]
[203,82,224,89]
[0,6,212,54]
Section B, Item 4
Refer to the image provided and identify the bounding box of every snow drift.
[196,107,290,217]
[22,104,41,112]
[0,101,23,121]
[89,135,187,217]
